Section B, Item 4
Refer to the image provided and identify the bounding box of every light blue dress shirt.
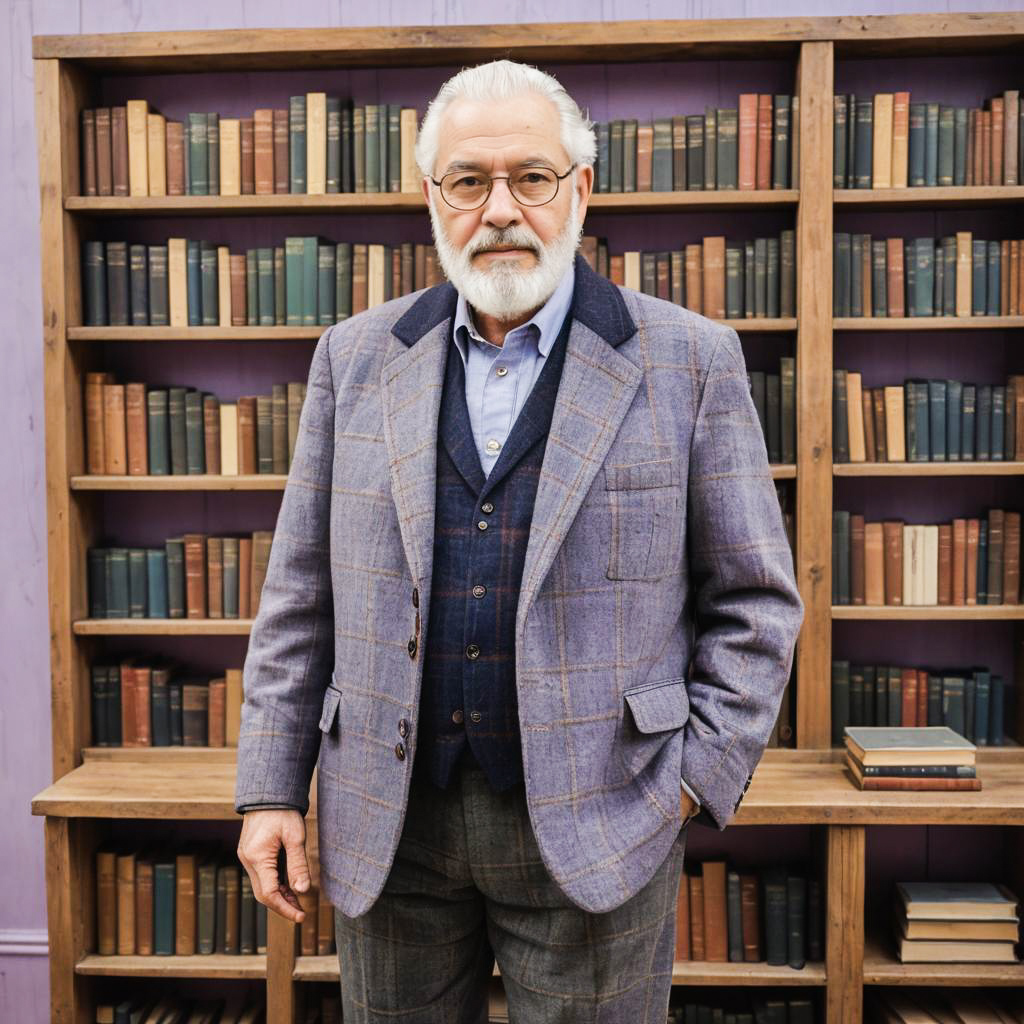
[451,262,702,820]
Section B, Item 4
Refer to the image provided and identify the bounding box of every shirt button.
[465,643,480,660]
[472,584,486,598]
[495,365,508,377]
[395,742,406,761]
[469,711,482,724]
[481,502,494,513]
[477,520,488,531]
[485,438,501,453]
[398,718,409,738]
[452,709,464,724]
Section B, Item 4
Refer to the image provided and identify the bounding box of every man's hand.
[237,809,310,923]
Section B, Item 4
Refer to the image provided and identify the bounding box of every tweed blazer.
[234,251,805,917]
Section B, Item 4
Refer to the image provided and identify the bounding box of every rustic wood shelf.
[73,618,255,635]
[833,461,1024,476]
[71,473,289,490]
[75,953,267,979]
[833,316,1024,330]
[831,605,1024,621]
[834,185,1024,208]
[862,932,1024,986]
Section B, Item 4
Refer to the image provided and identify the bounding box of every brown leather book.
[238,537,252,618]
[103,384,127,474]
[253,109,274,194]
[317,888,335,955]
[992,98,1004,185]
[872,388,887,460]
[299,887,318,955]
[901,667,918,727]
[636,122,653,192]
[916,668,928,728]
[95,107,113,196]
[135,854,154,955]
[755,94,772,190]
[701,860,729,962]
[851,772,982,791]
[85,371,113,474]
[739,872,761,961]
[966,108,977,186]
[125,382,148,476]
[861,233,873,315]
[183,533,208,618]
[120,657,138,745]
[183,681,210,746]
[891,91,910,187]
[166,120,185,196]
[251,531,274,617]
[861,387,876,461]
[208,676,226,747]
[937,523,953,605]
[872,94,893,188]
[609,254,624,286]
[952,518,967,605]
[1003,510,1020,604]
[133,665,151,746]
[1005,90,1020,187]
[966,518,980,605]
[425,246,441,287]
[96,849,118,955]
[353,243,369,314]
[675,871,691,960]
[116,851,136,954]
[223,864,240,954]
[702,236,726,319]
[684,244,703,315]
[850,514,866,604]
[111,106,129,196]
[865,521,884,605]
[273,108,289,193]
[885,238,905,317]
[175,852,197,955]
[81,109,97,195]
[240,117,255,194]
[229,252,247,326]
[738,93,757,190]
[981,108,992,185]
[688,874,705,960]
[203,394,221,475]
[237,396,257,474]
[882,520,904,605]
[206,536,224,619]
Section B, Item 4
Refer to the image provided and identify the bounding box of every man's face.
[421,91,594,320]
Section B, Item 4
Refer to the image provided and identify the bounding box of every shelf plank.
[834,185,1024,208]
[832,606,1024,620]
[863,933,1024,986]
[76,953,266,978]
[833,462,1024,476]
[834,316,1024,330]
[31,759,1024,823]
[71,474,288,490]
[73,618,254,635]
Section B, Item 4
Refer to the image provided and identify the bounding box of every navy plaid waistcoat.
[414,304,574,793]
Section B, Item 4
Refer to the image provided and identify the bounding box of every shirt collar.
[452,260,576,365]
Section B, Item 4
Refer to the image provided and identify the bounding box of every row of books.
[79,98,420,197]
[832,232,1024,317]
[84,373,307,477]
[82,238,442,328]
[675,860,821,969]
[90,661,243,748]
[832,371,1024,464]
[892,880,1020,963]
[667,995,815,1024]
[833,89,1023,188]
[843,725,982,792]
[868,988,1024,1024]
[747,363,796,465]
[95,848,268,956]
[831,508,1022,606]
[591,95,798,193]
[94,997,265,1024]
[830,664,1007,748]
[587,231,796,319]
[87,532,273,620]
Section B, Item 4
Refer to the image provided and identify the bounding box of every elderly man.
[235,59,804,1023]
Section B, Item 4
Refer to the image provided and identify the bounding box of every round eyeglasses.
[430,163,577,211]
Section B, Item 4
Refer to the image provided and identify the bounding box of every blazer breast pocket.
[604,456,683,581]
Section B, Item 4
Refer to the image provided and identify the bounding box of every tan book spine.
[253,109,275,195]
[240,118,255,194]
[103,384,127,474]
[125,382,148,476]
[738,93,757,190]
[400,108,419,193]
[862,386,876,461]
[166,120,185,196]
[206,537,224,618]
[636,121,653,192]
[965,518,980,605]
[872,388,887,460]
[208,676,227,747]
[991,98,1004,185]
[701,861,728,962]
[890,91,909,188]
[368,243,387,308]
[273,108,289,193]
[902,524,914,606]
[850,514,866,604]
[1005,90,1019,186]
[982,109,992,185]
[203,396,221,475]
[846,371,865,461]
[883,520,904,605]
[675,870,690,960]
[937,523,952,605]
[238,536,252,618]
[95,107,112,196]
[306,92,327,195]
[883,386,905,461]
[237,396,257,475]
[135,858,154,955]
[219,118,241,196]
[885,238,905,317]
[96,850,118,955]
[85,371,111,474]
[220,403,239,476]
[1003,510,1020,604]
[167,238,188,327]
[623,251,641,292]
[146,113,166,197]
[684,244,702,314]
[872,94,894,189]
[955,231,973,317]
[952,518,967,605]
[111,105,129,196]
[225,667,243,746]
[125,99,149,197]
[740,873,761,961]
[923,523,938,606]
[250,531,274,617]
[184,533,208,619]
[175,853,197,955]
[217,246,232,326]
[116,852,136,954]
[352,243,368,314]
[688,874,705,959]
[756,93,772,190]
[1012,240,1020,316]
[864,521,884,605]
[702,236,726,319]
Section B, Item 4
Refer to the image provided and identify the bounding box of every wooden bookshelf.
[30,13,1024,1024]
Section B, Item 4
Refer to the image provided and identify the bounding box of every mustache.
[467,231,542,259]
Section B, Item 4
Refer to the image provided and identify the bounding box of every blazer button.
[452,709,464,724]
[398,718,409,738]
[395,742,406,761]
[408,637,417,658]
[412,586,419,608]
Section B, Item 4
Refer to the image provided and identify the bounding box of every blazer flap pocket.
[319,684,342,733]
[624,677,689,733]
[605,457,679,490]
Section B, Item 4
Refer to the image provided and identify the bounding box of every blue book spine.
[987,241,1001,316]
[961,383,976,459]
[973,670,990,747]
[186,239,202,326]
[989,675,1004,745]
[946,379,962,461]
[928,379,946,461]
[146,549,168,618]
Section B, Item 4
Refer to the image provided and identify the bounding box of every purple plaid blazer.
[234,252,805,917]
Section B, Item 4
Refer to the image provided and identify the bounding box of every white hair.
[415,59,597,179]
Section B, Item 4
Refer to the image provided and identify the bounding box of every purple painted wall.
[4,1,1023,1019]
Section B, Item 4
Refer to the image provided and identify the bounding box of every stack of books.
[843,725,980,791]
[894,881,1020,963]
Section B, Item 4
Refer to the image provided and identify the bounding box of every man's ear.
[421,175,431,207]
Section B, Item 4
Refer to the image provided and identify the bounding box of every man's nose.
[479,177,522,228]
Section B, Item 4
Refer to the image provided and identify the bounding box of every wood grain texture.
[826,826,864,1024]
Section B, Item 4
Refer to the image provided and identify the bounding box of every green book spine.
[727,871,744,962]
[245,249,258,325]
[340,102,353,193]
[754,236,768,317]
[875,665,888,727]
[928,379,947,461]
[388,103,401,192]
[987,240,1001,316]
[904,239,915,317]
[671,115,686,191]
[153,862,176,955]
[908,102,926,185]
[326,96,341,193]
[717,108,738,189]
[257,247,275,326]
[862,665,876,726]
[973,670,991,747]
[979,521,989,600]
[905,381,919,461]
[106,241,128,326]
[854,98,873,188]
[274,245,286,325]
[317,244,336,325]
[887,666,902,728]
[84,241,107,325]
[107,666,122,743]
[609,120,623,192]
[302,237,318,326]
[364,104,379,193]
[147,244,168,326]
[289,95,306,193]
[198,861,217,954]
[336,242,352,320]
[871,240,887,316]
[953,107,968,186]
[991,385,1005,461]
[836,509,850,602]
[168,386,187,475]
[127,548,147,617]
[833,233,850,316]
[165,538,185,618]
[780,355,795,463]
[129,244,148,325]
[915,380,930,461]
[762,868,788,966]
[378,102,388,195]
[353,105,365,192]
[725,246,743,319]
[146,549,167,618]
[744,240,755,317]
[937,105,955,186]
[787,875,806,969]
[623,119,637,192]
[206,112,219,195]
[977,385,991,460]
[964,674,977,741]
[215,864,228,953]
[168,680,183,743]
[185,390,205,474]
[240,873,256,954]
[833,94,847,187]
[596,121,609,192]
[845,94,855,189]
[914,237,934,316]
[685,115,704,190]
[185,240,201,326]
[850,234,863,316]
[766,236,780,318]
[200,243,218,326]
[222,538,238,618]
[833,369,849,461]
[187,113,208,195]
[151,670,170,745]
[772,95,790,189]
[703,106,717,190]
[924,102,939,186]
[285,237,304,326]
[652,118,673,191]
[946,378,962,460]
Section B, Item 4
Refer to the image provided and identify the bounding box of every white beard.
[428,184,581,321]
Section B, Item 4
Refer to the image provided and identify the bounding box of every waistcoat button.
[452,709,464,724]
[477,520,488,531]
[465,643,480,660]
[472,584,486,598]
[469,710,482,723]
[398,718,409,738]
[481,502,494,514]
